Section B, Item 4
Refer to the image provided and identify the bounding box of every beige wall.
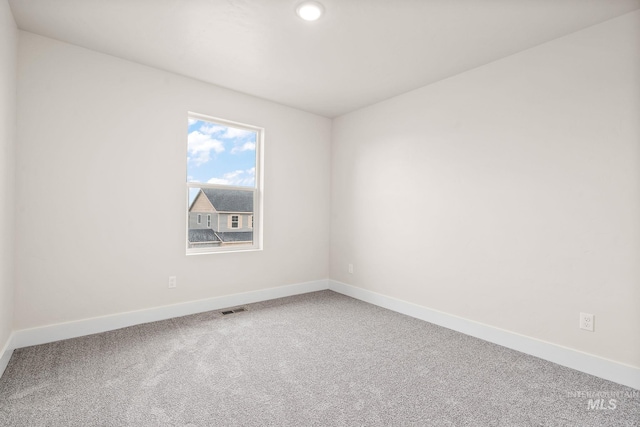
[330,11,640,367]
[14,32,331,329]
[0,0,16,354]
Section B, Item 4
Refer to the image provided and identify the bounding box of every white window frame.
[207,214,211,228]
[186,112,264,255]
[197,214,201,224]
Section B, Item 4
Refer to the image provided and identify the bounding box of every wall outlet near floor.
[579,312,594,331]
[168,276,177,288]
[348,264,354,274]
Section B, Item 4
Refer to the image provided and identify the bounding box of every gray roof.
[200,188,253,213]
[218,232,253,243]
[188,229,219,243]
[188,229,252,244]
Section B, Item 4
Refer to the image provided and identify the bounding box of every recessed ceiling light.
[296,1,324,21]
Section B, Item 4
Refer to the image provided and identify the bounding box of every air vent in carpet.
[221,307,246,315]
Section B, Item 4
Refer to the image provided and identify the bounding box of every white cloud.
[207,177,231,185]
[207,167,255,187]
[192,121,255,140]
[187,131,225,166]
[199,123,226,135]
[231,141,256,154]
[188,118,197,126]
[223,127,254,139]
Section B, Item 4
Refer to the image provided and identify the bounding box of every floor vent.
[221,307,246,315]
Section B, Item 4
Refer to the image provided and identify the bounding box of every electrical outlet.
[168,276,177,289]
[348,264,354,274]
[579,312,594,331]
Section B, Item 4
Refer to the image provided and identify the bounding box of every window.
[186,113,263,253]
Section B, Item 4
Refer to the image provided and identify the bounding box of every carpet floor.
[0,290,638,426]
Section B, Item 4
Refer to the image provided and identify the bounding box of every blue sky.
[187,118,257,187]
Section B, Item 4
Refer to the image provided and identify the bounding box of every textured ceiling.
[8,0,640,117]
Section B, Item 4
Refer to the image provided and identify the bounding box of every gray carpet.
[0,290,638,426]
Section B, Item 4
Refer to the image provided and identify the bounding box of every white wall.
[14,32,331,330]
[330,11,640,367]
[0,0,16,355]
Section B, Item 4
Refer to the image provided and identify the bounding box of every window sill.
[186,246,262,256]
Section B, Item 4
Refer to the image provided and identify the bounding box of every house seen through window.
[186,113,262,253]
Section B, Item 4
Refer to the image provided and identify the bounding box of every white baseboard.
[329,280,640,391]
[0,333,14,378]
[11,279,329,350]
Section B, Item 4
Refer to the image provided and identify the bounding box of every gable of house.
[190,191,216,212]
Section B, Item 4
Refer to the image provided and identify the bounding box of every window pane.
[187,186,254,249]
[187,118,257,187]
[186,114,261,253]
